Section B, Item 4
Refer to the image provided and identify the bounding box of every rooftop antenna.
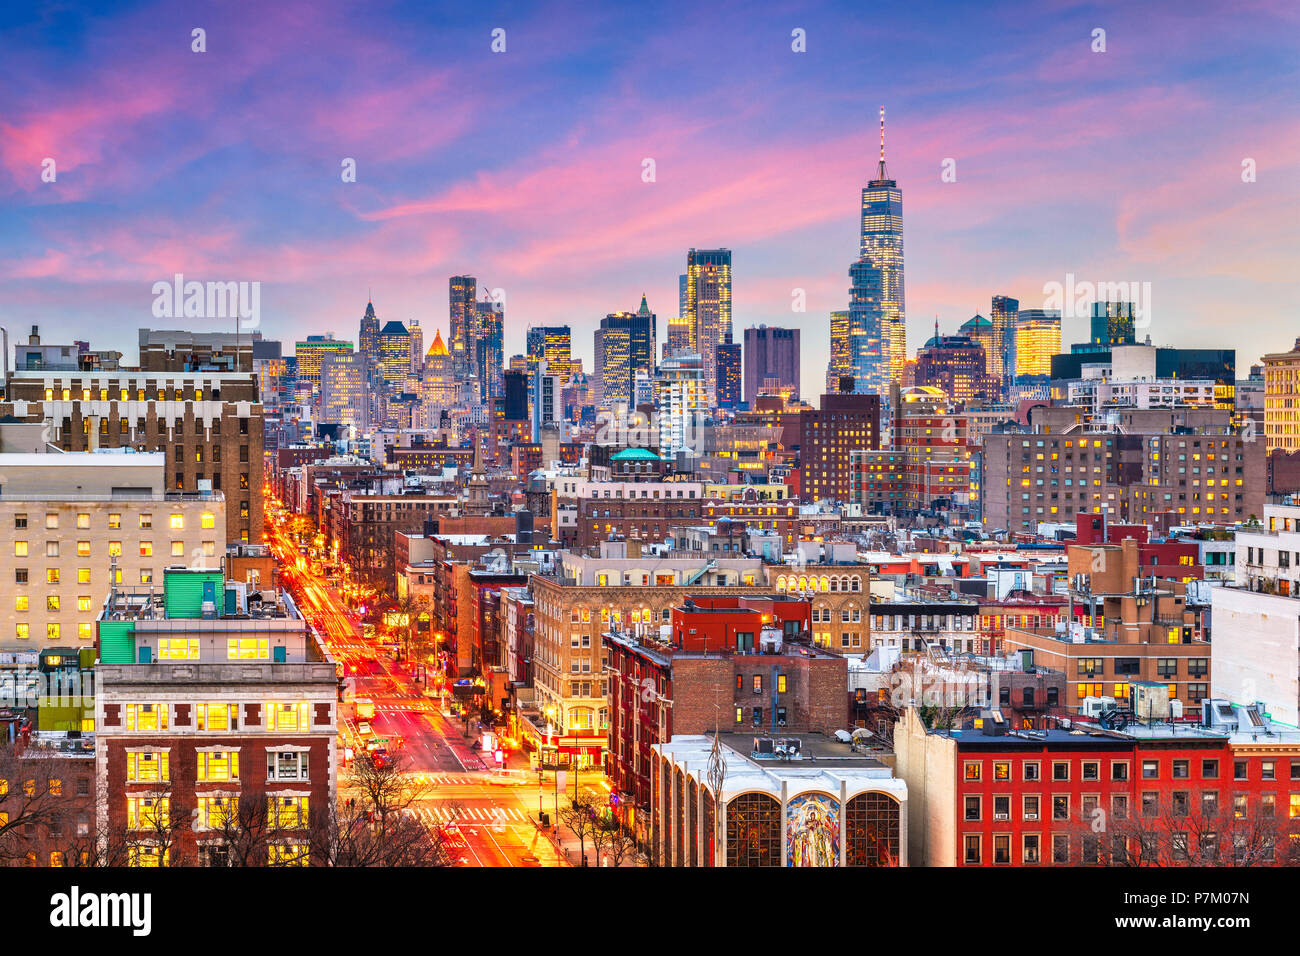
[876,105,889,182]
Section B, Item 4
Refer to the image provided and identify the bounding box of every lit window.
[125,703,168,732]
[265,702,310,732]
[15,596,27,612]
[196,703,236,731]
[157,638,199,660]
[201,513,216,529]
[127,751,170,783]
[170,514,184,530]
[76,513,90,529]
[228,638,269,660]
[77,540,90,556]
[140,542,153,557]
[77,568,91,584]
[196,751,239,782]
[13,542,27,557]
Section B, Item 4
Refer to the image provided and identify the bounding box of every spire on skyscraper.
[877,106,888,182]
[638,293,651,316]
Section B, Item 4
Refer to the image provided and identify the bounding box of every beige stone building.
[525,541,768,765]
[0,450,224,651]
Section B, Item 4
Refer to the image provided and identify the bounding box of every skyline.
[2,0,1297,393]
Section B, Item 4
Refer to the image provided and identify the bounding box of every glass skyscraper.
[858,111,905,388]
[847,259,886,395]
[685,248,732,405]
[448,276,477,377]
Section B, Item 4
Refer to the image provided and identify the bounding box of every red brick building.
[896,700,1300,867]
[606,594,846,845]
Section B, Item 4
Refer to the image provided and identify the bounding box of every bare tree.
[557,791,602,866]
[591,815,641,867]
[0,743,72,865]
[1062,799,1299,867]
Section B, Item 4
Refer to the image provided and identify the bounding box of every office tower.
[666,315,692,360]
[685,248,733,404]
[532,364,563,442]
[1013,310,1062,378]
[319,352,369,428]
[1263,337,1300,453]
[421,329,459,411]
[594,297,656,409]
[526,326,573,381]
[1090,301,1137,347]
[449,275,477,376]
[990,295,1019,392]
[716,343,742,408]
[847,258,886,395]
[958,315,996,378]
[655,353,705,457]
[509,354,527,373]
[502,369,528,421]
[377,320,411,391]
[825,310,852,393]
[859,108,905,384]
[408,320,423,376]
[359,299,381,377]
[293,335,353,398]
[679,273,688,320]
[476,300,504,401]
[744,325,800,406]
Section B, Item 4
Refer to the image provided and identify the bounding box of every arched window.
[819,576,829,592]
[846,792,901,866]
[726,792,781,867]
[776,575,787,591]
[675,769,687,866]
[829,578,839,592]
[688,779,698,866]
[702,788,716,867]
[851,577,861,592]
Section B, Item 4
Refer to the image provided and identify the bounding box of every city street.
[264,500,574,866]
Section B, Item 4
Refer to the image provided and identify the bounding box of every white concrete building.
[650,734,908,867]
[1210,501,1300,725]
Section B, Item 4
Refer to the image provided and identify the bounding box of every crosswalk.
[411,804,533,825]
[407,773,481,786]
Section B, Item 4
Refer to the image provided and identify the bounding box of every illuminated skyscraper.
[421,329,459,411]
[656,353,705,457]
[959,314,996,378]
[595,298,655,410]
[526,326,573,381]
[859,108,904,386]
[847,258,886,395]
[377,320,411,392]
[685,247,732,404]
[476,300,504,401]
[449,275,477,376]
[1013,310,1062,378]
[826,310,852,393]
[320,351,369,428]
[716,343,742,409]
[666,315,692,360]
[1090,301,1136,347]
[294,335,353,400]
[408,321,423,376]
[1263,337,1300,453]
[358,299,380,381]
[990,295,1019,392]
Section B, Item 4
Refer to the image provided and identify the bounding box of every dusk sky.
[2,0,1297,390]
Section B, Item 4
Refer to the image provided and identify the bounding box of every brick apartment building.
[981,408,1265,534]
[1,370,264,546]
[94,568,337,866]
[895,698,1300,867]
[1003,537,1211,709]
[606,594,843,844]
[799,392,881,503]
